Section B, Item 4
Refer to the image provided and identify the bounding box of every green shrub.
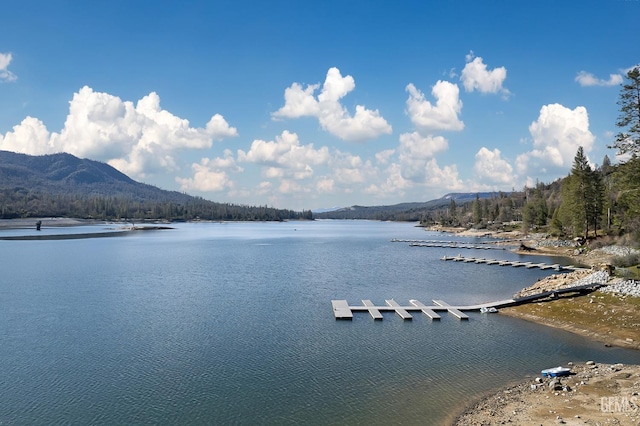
[611,253,640,268]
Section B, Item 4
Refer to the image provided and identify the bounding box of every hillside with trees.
[425,66,640,245]
[313,192,511,221]
[0,151,312,221]
[321,67,640,246]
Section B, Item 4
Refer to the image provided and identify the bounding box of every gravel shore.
[453,362,640,425]
[426,226,640,424]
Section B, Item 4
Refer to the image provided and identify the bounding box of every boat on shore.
[541,366,571,377]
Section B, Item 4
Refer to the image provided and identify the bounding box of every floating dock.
[385,299,412,320]
[440,255,582,271]
[432,300,469,320]
[391,238,521,245]
[409,242,506,250]
[409,299,441,320]
[332,280,606,321]
[331,300,353,319]
[362,299,383,320]
[331,298,516,320]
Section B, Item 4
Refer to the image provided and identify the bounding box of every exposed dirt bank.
[428,226,640,424]
[453,362,640,425]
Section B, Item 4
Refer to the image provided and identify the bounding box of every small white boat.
[480,307,498,313]
[541,366,571,377]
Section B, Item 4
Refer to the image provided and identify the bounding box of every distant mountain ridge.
[0,150,192,203]
[0,150,310,220]
[313,192,508,220]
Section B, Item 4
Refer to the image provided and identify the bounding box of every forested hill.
[0,150,312,221]
[313,192,507,220]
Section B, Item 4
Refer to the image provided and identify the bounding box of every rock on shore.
[453,362,640,425]
[599,280,640,298]
[513,270,610,299]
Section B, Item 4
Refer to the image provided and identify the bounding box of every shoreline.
[499,305,640,351]
[0,218,173,240]
[452,362,640,425]
[425,225,640,424]
[0,218,99,228]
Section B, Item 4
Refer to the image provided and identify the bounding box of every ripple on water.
[0,221,639,425]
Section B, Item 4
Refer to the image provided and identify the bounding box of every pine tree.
[569,147,590,239]
[589,167,605,237]
[473,194,482,225]
[610,67,640,156]
[564,147,604,239]
[448,198,457,225]
[613,157,640,225]
[550,206,563,236]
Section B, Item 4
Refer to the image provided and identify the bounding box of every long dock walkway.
[440,255,584,271]
[391,238,521,245]
[331,298,516,320]
[392,238,513,251]
[410,242,506,250]
[331,280,605,321]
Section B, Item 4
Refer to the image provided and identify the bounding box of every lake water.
[1,220,638,425]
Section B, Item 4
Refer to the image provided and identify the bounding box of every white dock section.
[432,300,469,320]
[385,299,413,320]
[440,256,583,272]
[409,299,441,320]
[331,298,523,321]
[362,299,383,320]
[331,300,353,319]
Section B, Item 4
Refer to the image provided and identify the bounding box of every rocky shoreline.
[453,362,640,425]
[426,226,640,424]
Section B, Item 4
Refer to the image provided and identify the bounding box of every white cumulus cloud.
[575,71,623,87]
[0,86,238,180]
[176,149,242,193]
[316,177,335,193]
[0,52,17,82]
[329,151,376,185]
[516,103,595,179]
[461,52,509,96]
[405,81,464,133]
[423,158,464,190]
[399,132,448,159]
[397,132,448,182]
[272,67,392,142]
[473,147,515,185]
[176,162,232,192]
[364,163,411,197]
[375,149,395,165]
[0,116,52,153]
[237,130,330,179]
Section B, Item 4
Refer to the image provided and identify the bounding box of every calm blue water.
[1,220,638,425]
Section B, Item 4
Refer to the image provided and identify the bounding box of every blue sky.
[1,0,638,211]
